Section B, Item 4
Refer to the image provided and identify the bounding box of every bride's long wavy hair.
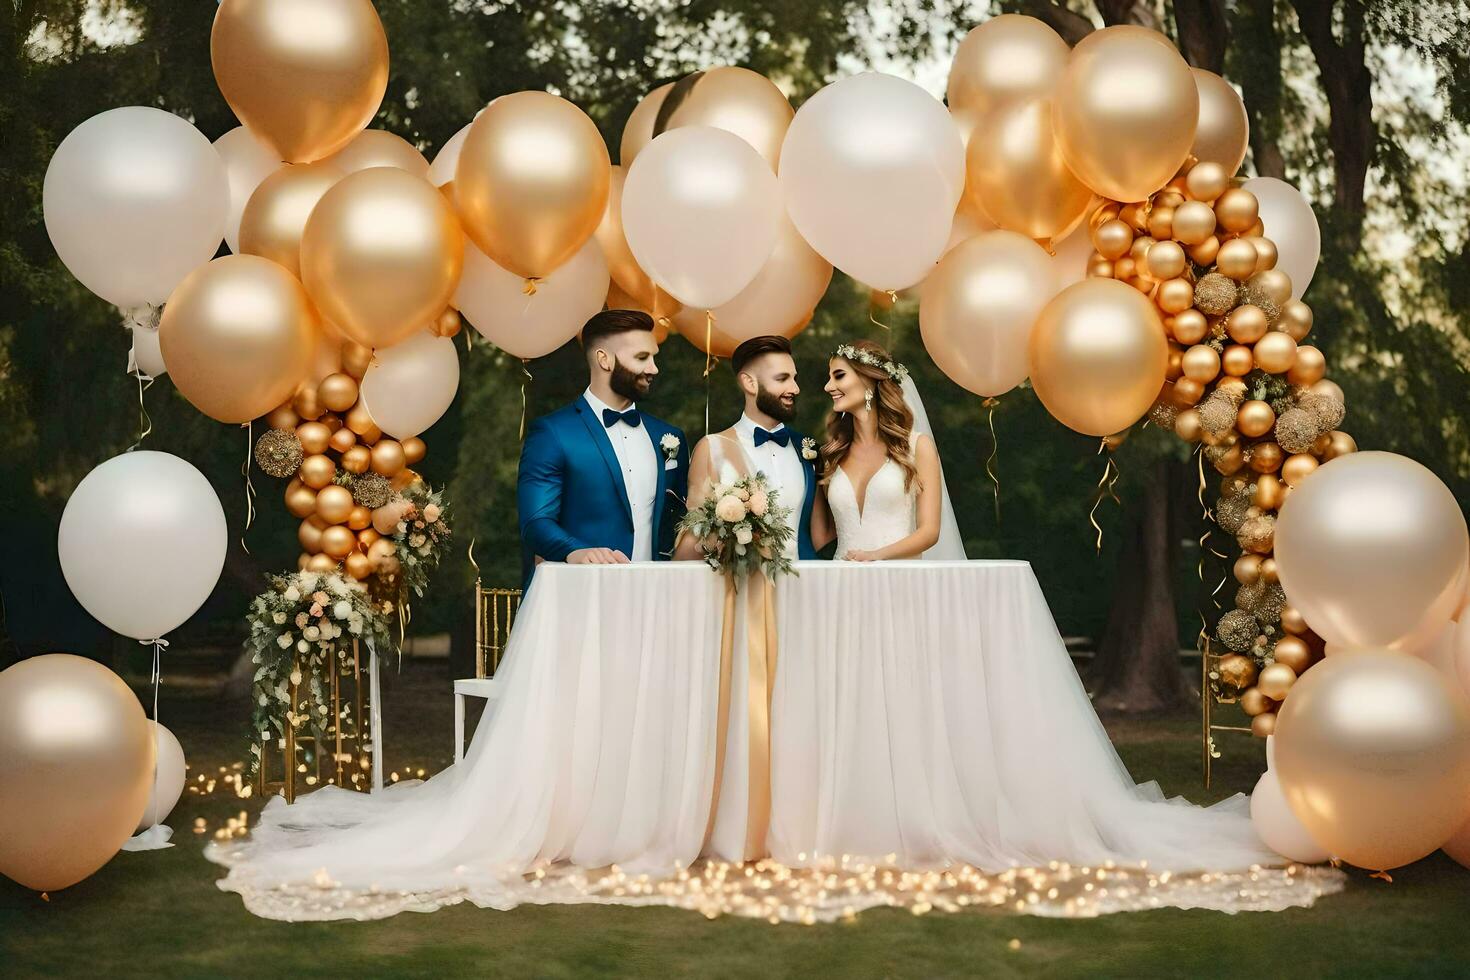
[820,340,918,491]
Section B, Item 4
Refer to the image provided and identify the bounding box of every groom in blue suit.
[517,309,689,586]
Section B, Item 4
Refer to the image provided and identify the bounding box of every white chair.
[453,583,520,762]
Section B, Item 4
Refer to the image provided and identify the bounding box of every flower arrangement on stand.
[679,473,795,586]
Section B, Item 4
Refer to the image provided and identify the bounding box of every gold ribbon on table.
[702,570,779,862]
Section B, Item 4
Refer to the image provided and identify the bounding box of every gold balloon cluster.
[1075,157,1353,733]
[262,359,427,582]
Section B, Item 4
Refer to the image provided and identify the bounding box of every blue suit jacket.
[784,429,820,562]
[517,400,690,586]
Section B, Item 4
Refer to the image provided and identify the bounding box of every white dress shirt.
[584,389,658,561]
[734,414,807,559]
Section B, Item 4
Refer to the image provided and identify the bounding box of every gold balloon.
[1157,278,1195,315]
[1216,238,1259,280]
[1187,235,1221,266]
[348,505,372,531]
[300,167,464,350]
[402,436,427,465]
[370,439,405,477]
[1028,279,1169,436]
[296,421,330,456]
[314,484,354,525]
[357,527,381,552]
[341,445,371,475]
[1181,345,1221,383]
[1237,400,1276,438]
[266,402,300,431]
[1249,236,1279,271]
[1221,344,1254,376]
[210,0,388,163]
[297,516,324,553]
[1280,300,1314,341]
[1250,712,1277,738]
[1184,161,1229,203]
[1253,331,1298,374]
[1261,557,1280,583]
[1174,407,1203,441]
[238,162,344,278]
[1171,200,1217,245]
[1171,308,1207,345]
[1145,205,1175,241]
[321,524,356,559]
[345,551,375,580]
[1249,268,1294,307]
[1323,430,1357,460]
[321,129,429,178]
[593,165,682,320]
[1172,376,1205,406]
[620,82,673,166]
[284,479,317,519]
[965,96,1094,240]
[0,655,153,892]
[660,66,794,168]
[1287,345,1326,386]
[1225,304,1267,344]
[1276,651,1470,869]
[1250,442,1284,474]
[947,14,1070,118]
[300,453,335,490]
[1189,69,1250,173]
[455,91,610,280]
[1280,605,1311,636]
[1273,635,1313,673]
[1052,26,1200,202]
[306,553,338,573]
[341,341,373,379]
[1235,553,1263,585]
[1214,188,1260,234]
[1092,219,1134,261]
[1257,662,1297,700]
[1255,472,1287,511]
[432,308,463,339]
[292,382,323,421]
[158,255,318,425]
[1239,687,1273,717]
[1146,241,1187,280]
[329,426,357,454]
[318,372,359,413]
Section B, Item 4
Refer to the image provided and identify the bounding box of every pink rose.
[715,494,747,523]
[423,504,441,523]
[310,603,323,617]
[747,490,768,517]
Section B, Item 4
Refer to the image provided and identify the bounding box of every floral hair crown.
[833,344,909,384]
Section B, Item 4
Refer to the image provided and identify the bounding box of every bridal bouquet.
[679,473,795,585]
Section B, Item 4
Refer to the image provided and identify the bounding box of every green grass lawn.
[3,658,1470,978]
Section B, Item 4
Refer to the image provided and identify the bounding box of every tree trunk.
[1234,0,1288,179]
[1173,0,1229,72]
[1088,458,1195,714]
[1289,0,1374,230]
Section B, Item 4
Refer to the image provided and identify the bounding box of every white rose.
[289,669,303,686]
[296,639,309,653]
[303,626,320,642]
[277,634,293,649]
[272,612,287,625]
[333,600,352,619]
[715,494,747,523]
[735,525,753,545]
[283,587,301,603]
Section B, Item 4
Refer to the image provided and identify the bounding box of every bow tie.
[753,427,790,448]
[602,407,642,429]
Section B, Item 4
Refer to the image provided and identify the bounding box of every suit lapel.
[574,400,633,527]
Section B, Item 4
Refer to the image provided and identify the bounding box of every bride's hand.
[843,549,877,562]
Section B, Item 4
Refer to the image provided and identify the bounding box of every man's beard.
[756,382,796,423]
[610,358,653,402]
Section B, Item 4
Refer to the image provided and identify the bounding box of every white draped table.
[210,560,1344,921]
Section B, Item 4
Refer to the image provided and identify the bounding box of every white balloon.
[622,126,782,309]
[780,72,965,291]
[669,214,831,345]
[455,237,609,359]
[129,326,167,380]
[135,721,186,833]
[45,107,228,307]
[428,122,473,188]
[1250,768,1332,864]
[1242,176,1320,299]
[360,331,461,439]
[1265,733,1276,770]
[58,451,227,640]
[214,126,282,254]
[940,194,996,259]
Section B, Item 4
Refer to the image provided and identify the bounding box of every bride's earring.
[863,388,874,414]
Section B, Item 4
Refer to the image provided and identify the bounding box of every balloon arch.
[31,3,1470,881]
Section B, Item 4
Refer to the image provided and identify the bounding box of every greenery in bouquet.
[244,569,393,776]
[678,473,795,587]
[390,482,451,599]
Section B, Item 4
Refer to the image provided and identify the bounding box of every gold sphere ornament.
[402,436,427,465]
[1216,238,1260,280]
[1198,392,1237,435]
[1181,345,1222,383]
[1287,345,1327,386]
[297,517,324,553]
[284,479,318,519]
[1248,236,1278,271]
[1216,493,1252,535]
[1253,331,1298,374]
[297,551,313,571]
[1260,557,1280,583]
[1273,408,1320,455]
[1174,407,1203,442]
[1146,240,1187,281]
[1235,553,1264,585]
[1236,400,1276,439]
[1149,398,1180,431]
[346,401,377,436]
[341,445,372,475]
[1221,344,1254,377]
[345,551,375,580]
[1172,200,1217,245]
[1247,268,1293,308]
[296,421,331,456]
[1091,219,1134,260]
[1087,256,1115,279]
[348,505,372,531]
[433,308,462,339]
[1208,441,1245,475]
[318,372,359,413]
[1282,453,1319,488]
[1249,442,1284,474]
[1258,661,1298,700]
[1128,235,1156,263]
[314,484,354,525]
[1171,308,1207,345]
[1185,161,1229,202]
[1187,235,1220,266]
[1215,377,1249,404]
[321,524,356,559]
[1299,391,1346,432]
[1217,653,1259,691]
[342,341,373,379]
[1214,187,1259,233]
[266,403,301,431]
[1254,472,1286,511]
[1225,304,1268,344]
[306,553,338,573]
[1281,605,1311,636]
[370,439,406,477]
[1156,278,1195,315]
[329,426,357,454]
[1112,256,1136,281]
[1323,430,1358,460]
[356,527,381,552]
[1240,686,1274,717]
[1146,206,1175,241]
[1273,635,1313,673]
[1251,711,1278,738]
[299,453,336,490]
[254,428,305,478]
[1173,377,1206,406]
[367,537,397,568]
[1238,514,1276,554]
[1280,300,1313,341]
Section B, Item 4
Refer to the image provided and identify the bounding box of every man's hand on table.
[567,548,631,565]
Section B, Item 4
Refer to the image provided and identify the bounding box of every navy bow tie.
[602,407,642,429]
[753,427,790,448]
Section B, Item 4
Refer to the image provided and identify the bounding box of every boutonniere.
[800,437,818,461]
[660,433,681,463]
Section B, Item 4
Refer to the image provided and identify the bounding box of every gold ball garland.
[350,472,393,510]
[254,428,304,479]
[1192,272,1239,316]
[1199,393,1239,437]
[1299,391,1346,431]
[1216,492,1252,536]
[1273,408,1320,455]
[1238,514,1276,555]
[1216,609,1260,653]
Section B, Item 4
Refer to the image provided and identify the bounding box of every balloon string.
[867,291,897,337]
[126,374,154,452]
[703,310,717,438]
[522,277,541,296]
[467,536,480,579]
[983,397,1001,524]
[1087,440,1117,553]
[139,637,168,830]
[518,359,533,441]
[464,325,473,353]
[240,421,256,555]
